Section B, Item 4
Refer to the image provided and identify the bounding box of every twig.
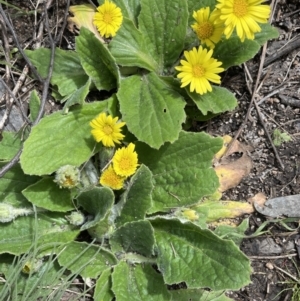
[0,4,42,82]
[249,253,298,260]
[264,35,300,67]
[257,86,286,105]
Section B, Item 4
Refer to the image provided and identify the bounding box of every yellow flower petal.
[93,0,123,38]
[112,143,138,177]
[90,112,126,147]
[216,0,270,41]
[100,165,125,190]
[175,46,224,95]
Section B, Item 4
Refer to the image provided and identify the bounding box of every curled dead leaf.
[68,4,104,43]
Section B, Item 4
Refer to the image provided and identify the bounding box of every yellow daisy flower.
[100,165,125,190]
[175,46,224,95]
[191,7,224,49]
[216,0,271,42]
[90,112,126,147]
[112,143,138,178]
[93,0,123,38]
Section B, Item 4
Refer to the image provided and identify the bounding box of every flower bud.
[54,165,80,189]
[66,211,85,226]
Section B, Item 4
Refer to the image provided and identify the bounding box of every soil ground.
[1,0,300,300]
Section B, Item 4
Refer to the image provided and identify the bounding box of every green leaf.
[136,131,222,213]
[0,163,39,204]
[20,99,115,175]
[29,90,41,122]
[57,241,117,278]
[187,86,238,115]
[117,72,186,149]
[214,218,248,246]
[0,132,22,161]
[112,261,171,301]
[94,268,114,301]
[76,27,119,90]
[110,0,140,26]
[0,212,79,255]
[109,18,158,71]
[273,128,292,146]
[22,177,74,212]
[151,218,251,290]
[63,78,91,112]
[170,289,233,301]
[214,37,260,69]
[111,220,155,256]
[255,23,279,45]
[116,165,153,227]
[25,48,88,96]
[138,0,188,72]
[77,187,115,230]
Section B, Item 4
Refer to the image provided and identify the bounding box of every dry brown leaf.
[68,4,104,43]
[248,192,267,207]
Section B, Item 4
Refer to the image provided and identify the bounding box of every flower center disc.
[119,158,131,170]
[233,0,248,17]
[103,13,113,24]
[103,125,113,135]
[193,64,205,78]
[197,22,214,39]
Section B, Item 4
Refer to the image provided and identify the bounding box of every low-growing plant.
[0,0,278,300]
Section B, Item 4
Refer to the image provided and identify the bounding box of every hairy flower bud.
[54,165,80,189]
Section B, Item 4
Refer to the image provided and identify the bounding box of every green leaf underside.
[29,90,41,122]
[94,268,114,301]
[111,220,155,257]
[136,131,222,213]
[109,17,158,71]
[0,132,22,161]
[0,212,79,255]
[138,0,188,72]
[152,218,251,290]
[170,289,233,301]
[0,163,39,205]
[57,241,117,278]
[20,100,114,175]
[63,78,91,111]
[188,86,237,115]
[113,0,141,25]
[76,27,119,91]
[22,177,74,212]
[118,72,186,149]
[25,48,88,96]
[116,165,153,227]
[112,261,171,301]
[255,23,279,45]
[214,37,260,70]
[77,187,115,230]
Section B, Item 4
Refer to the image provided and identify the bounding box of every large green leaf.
[254,23,279,45]
[25,48,88,96]
[116,165,153,227]
[136,131,222,213]
[109,18,158,71]
[57,241,117,278]
[77,187,115,230]
[76,27,119,90]
[0,163,39,204]
[22,177,74,212]
[138,0,188,72]
[111,220,155,256]
[0,132,22,161]
[94,268,114,301]
[117,72,186,149]
[0,212,79,255]
[20,99,115,175]
[187,86,237,115]
[170,289,233,301]
[112,261,171,301]
[110,0,141,26]
[214,37,260,70]
[151,218,251,290]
